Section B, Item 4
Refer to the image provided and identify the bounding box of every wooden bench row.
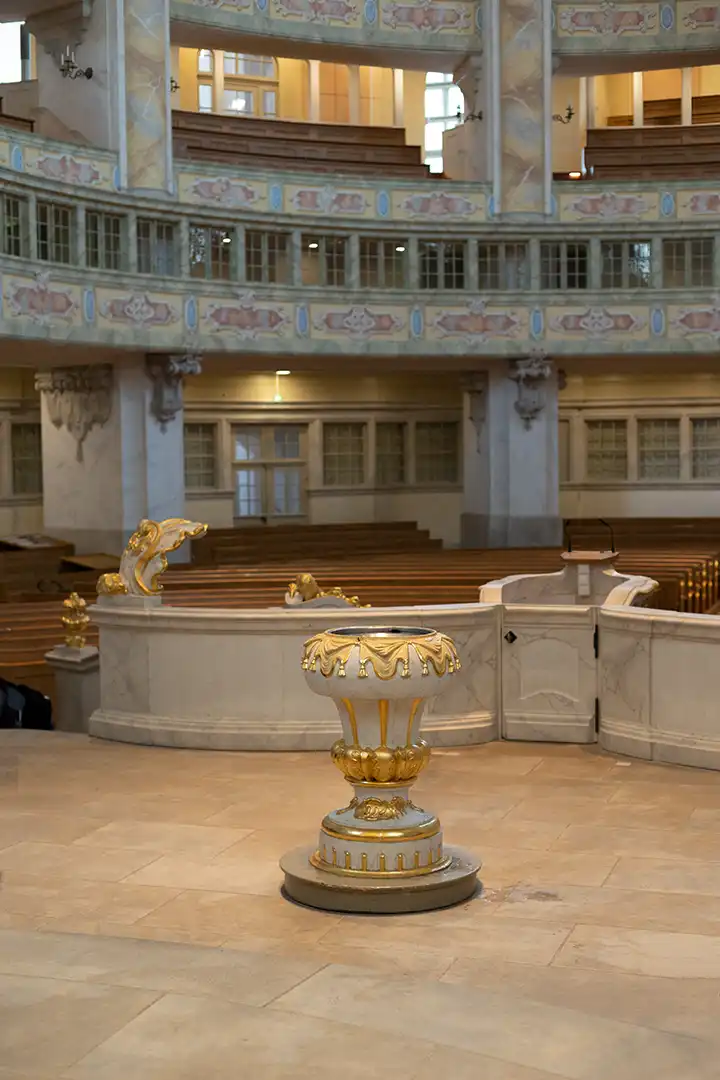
[585,122,720,180]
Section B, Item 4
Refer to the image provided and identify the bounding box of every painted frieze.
[311,304,408,340]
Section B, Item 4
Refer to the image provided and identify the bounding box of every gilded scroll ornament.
[301,629,461,679]
[346,795,420,821]
[285,572,368,608]
[330,738,431,784]
[96,518,208,597]
[61,592,90,648]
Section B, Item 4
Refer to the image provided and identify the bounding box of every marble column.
[123,0,173,192]
[461,358,561,548]
[632,72,644,127]
[452,54,487,181]
[308,60,321,122]
[488,0,552,216]
[37,356,200,555]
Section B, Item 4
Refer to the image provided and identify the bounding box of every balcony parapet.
[170,0,481,66]
[554,1,720,67]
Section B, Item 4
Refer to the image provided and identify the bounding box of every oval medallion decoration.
[296,305,309,336]
[112,165,121,191]
[530,308,544,338]
[651,308,665,336]
[364,0,377,24]
[256,0,268,10]
[410,306,424,339]
[660,4,674,30]
[185,295,198,332]
[660,191,675,218]
[376,190,390,217]
[83,288,96,324]
[10,145,23,172]
[269,183,283,212]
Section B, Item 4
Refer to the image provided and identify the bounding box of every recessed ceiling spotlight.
[308,242,319,249]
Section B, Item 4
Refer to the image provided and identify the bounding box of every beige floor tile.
[0,879,180,926]
[272,964,717,1080]
[63,992,434,1080]
[478,848,619,889]
[441,955,720,1041]
[409,1046,577,1080]
[74,821,252,857]
[605,856,720,896]
[320,914,572,966]
[76,795,239,825]
[222,934,456,978]
[0,813,104,847]
[554,924,720,979]
[0,972,160,1074]
[552,823,720,861]
[136,888,342,943]
[121,853,284,896]
[449,819,569,852]
[493,881,720,934]
[503,797,695,829]
[0,843,160,883]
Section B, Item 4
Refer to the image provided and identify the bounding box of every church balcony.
[2,124,720,360]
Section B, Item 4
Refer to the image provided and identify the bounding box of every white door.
[501,604,598,743]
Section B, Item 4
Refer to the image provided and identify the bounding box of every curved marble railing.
[89,601,498,750]
[4,126,720,357]
[89,595,720,769]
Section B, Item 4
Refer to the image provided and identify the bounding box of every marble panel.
[597,609,652,761]
[502,605,597,743]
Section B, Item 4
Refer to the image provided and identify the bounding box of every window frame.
[184,422,218,491]
[85,209,126,272]
[136,217,178,277]
[1,193,28,259]
[419,239,466,290]
[540,240,589,291]
[662,237,715,289]
[189,222,235,281]
[322,421,367,488]
[36,200,74,265]
[10,421,43,497]
[414,420,461,486]
[245,229,291,285]
[477,240,529,291]
[301,234,348,288]
[359,237,409,289]
[600,239,652,290]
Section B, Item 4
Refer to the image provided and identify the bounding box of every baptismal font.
[280,625,480,913]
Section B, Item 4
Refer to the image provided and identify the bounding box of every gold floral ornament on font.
[61,592,90,648]
[301,627,460,679]
[96,518,208,597]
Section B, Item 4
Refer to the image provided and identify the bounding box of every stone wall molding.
[35,364,113,462]
[146,354,202,431]
[509,352,553,430]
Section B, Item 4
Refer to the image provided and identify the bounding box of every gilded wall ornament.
[146,354,202,432]
[35,365,113,462]
[96,517,207,597]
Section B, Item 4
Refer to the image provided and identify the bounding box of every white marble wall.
[90,603,499,751]
[599,607,720,770]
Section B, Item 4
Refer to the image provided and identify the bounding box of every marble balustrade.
[88,596,720,769]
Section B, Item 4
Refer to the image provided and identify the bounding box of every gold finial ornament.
[96,518,208,597]
[285,572,368,608]
[62,592,90,648]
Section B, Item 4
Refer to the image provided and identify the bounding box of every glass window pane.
[274,426,300,459]
[198,50,213,74]
[424,121,446,152]
[637,419,680,479]
[198,84,213,112]
[272,467,302,515]
[424,88,447,118]
[262,90,277,117]
[234,428,262,461]
[235,468,263,517]
[224,90,254,114]
[586,420,627,480]
[447,86,464,115]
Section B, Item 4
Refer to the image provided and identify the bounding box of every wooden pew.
[585,123,720,180]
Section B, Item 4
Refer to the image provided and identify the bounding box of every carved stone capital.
[146,354,202,432]
[460,373,487,452]
[509,353,554,430]
[35,365,113,462]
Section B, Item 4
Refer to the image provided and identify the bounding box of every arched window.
[424,72,463,173]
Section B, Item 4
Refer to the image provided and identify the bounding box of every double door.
[233,424,307,523]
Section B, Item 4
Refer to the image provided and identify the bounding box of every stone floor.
[1,732,720,1078]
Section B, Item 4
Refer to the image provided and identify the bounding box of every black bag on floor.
[0,677,53,730]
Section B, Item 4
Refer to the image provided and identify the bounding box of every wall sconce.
[456,108,483,123]
[170,78,180,93]
[59,46,93,80]
[553,105,575,124]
